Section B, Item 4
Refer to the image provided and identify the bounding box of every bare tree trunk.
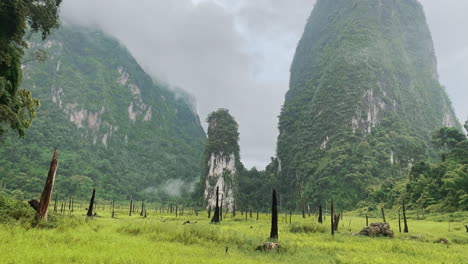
[330,199,334,236]
[381,208,386,223]
[140,202,145,217]
[398,210,401,233]
[129,196,133,216]
[220,195,223,221]
[270,189,278,240]
[211,186,220,224]
[366,214,368,226]
[403,200,409,233]
[86,188,96,217]
[53,194,58,213]
[302,200,305,218]
[318,204,323,224]
[112,200,115,218]
[232,202,236,218]
[37,149,59,221]
[333,213,340,231]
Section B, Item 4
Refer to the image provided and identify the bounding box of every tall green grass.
[0,206,467,263]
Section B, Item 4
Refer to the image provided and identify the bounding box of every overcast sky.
[61,0,468,169]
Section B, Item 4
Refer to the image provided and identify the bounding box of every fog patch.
[143,178,196,198]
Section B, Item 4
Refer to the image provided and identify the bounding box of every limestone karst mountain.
[275,0,460,208]
[0,25,206,200]
[200,109,242,212]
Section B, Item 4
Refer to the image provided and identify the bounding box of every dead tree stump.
[86,188,96,217]
[270,189,278,240]
[37,149,59,221]
[211,186,220,224]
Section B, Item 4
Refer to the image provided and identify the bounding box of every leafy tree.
[432,127,466,153]
[0,0,62,137]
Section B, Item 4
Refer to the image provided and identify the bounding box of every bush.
[0,193,35,224]
[289,223,327,234]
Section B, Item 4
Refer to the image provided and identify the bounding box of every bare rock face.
[358,223,394,238]
[204,152,236,211]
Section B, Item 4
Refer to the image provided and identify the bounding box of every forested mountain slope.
[0,25,206,201]
[276,0,460,209]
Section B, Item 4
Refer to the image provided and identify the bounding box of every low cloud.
[143,178,195,197]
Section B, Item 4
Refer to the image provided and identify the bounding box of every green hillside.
[276,0,461,209]
[0,25,206,201]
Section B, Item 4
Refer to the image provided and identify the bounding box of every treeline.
[236,123,468,214]
[365,124,468,212]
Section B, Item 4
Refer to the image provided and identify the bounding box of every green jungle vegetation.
[0,24,206,203]
[276,0,462,210]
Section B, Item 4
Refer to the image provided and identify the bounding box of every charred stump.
[270,189,278,240]
[129,197,133,216]
[403,200,409,233]
[53,194,58,213]
[211,186,220,224]
[112,200,115,218]
[86,188,96,217]
[318,205,323,224]
[330,199,334,236]
[398,210,401,233]
[333,214,340,231]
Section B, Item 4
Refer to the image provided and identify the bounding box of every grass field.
[0,206,467,264]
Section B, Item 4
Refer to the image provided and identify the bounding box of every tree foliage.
[0,0,61,137]
[405,128,468,211]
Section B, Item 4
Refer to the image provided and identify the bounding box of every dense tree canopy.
[0,0,61,137]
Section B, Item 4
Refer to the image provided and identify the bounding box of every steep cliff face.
[0,25,206,200]
[276,0,460,208]
[202,109,241,211]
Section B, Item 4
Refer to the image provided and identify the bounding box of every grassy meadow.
[0,204,467,264]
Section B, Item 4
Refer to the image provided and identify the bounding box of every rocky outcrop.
[358,223,394,238]
[204,152,236,211]
[256,242,281,251]
[202,109,240,212]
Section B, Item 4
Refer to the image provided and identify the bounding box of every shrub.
[0,193,35,224]
[289,223,327,234]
